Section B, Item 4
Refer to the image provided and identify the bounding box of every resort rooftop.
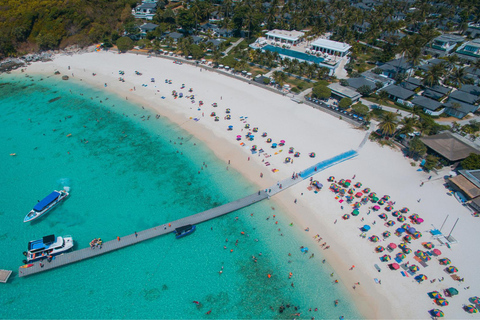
[310,38,352,53]
[265,29,305,42]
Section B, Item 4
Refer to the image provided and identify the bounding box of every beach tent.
[430,309,444,317]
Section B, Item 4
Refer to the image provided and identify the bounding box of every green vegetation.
[351,103,369,116]
[408,137,427,158]
[462,153,480,170]
[338,97,352,110]
[312,84,331,100]
[116,37,134,52]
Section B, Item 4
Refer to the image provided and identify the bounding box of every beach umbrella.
[279,140,285,146]
[415,250,425,257]
[328,176,335,182]
[398,243,407,249]
[430,309,444,317]
[415,274,427,282]
[379,213,387,220]
[346,195,354,201]
[401,223,411,230]
[446,287,459,296]
[262,132,267,137]
[370,235,379,242]
[363,188,370,193]
[362,225,371,231]
[375,245,385,252]
[416,218,424,224]
[422,242,434,249]
[432,248,441,256]
[413,231,422,239]
[404,235,412,242]
[342,214,350,220]
[228,125,233,131]
[403,247,412,254]
[439,258,451,265]
[294,152,300,157]
[348,189,354,195]
[464,305,478,313]
[373,205,381,211]
[407,227,416,234]
[266,138,272,143]
[383,195,390,200]
[353,202,361,208]
[409,264,419,273]
[378,199,385,205]
[385,206,393,211]
[355,192,363,198]
[388,243,397,249]
[429,291,443,299]
[271,143,277,148]
[383,231,391,238]
[469,296,480,304]
[309,152,316,158]
[396,227,406,234]
[396,252,406,260]
[392,211,400,217]
[386,220,395,227]
[397,215,406,222]
[354,182,362,188]
[401,207,409,213]
[381,254,391,262]
[410,213,420,220]
[446,266,458,273]
[352,209,360,216]
[390,263,400,270]
[369,192,376,198]
[285,157,291,163]
[289,147,294,153]
[424,255,431,261]
[436,299,449,306]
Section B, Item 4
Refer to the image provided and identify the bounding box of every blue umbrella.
[363,225,371,231]
[396,228,405,234]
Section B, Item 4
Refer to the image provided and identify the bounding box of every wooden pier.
[18,146,360,277]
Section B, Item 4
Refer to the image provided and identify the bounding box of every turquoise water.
[0,74,361,319]
[262,45,325,64]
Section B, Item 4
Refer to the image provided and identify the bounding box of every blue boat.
[23,234,74,263]
[24,189,69,223]
[174,225,196,239]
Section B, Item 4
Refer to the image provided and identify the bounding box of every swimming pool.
[262,45,325,64]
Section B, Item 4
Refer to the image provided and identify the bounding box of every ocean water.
[0,73,361,319]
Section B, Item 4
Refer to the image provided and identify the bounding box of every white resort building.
[265,30,305,46]
[308,38,352,57]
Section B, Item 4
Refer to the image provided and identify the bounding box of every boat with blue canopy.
[174,225,196,239]
[24,189,69,223]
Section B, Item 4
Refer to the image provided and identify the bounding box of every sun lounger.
[265,162,270,166]
[450,274,461,281]
[374,264,381,272]
[414,256,428,267]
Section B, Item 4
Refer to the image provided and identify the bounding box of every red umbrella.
[433,248,442,256]
[388,243,397,249]
[391,263,400,270]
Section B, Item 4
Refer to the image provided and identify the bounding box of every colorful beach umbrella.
[396,252,406,260]
[446,287,458,296]
[369,192,376,198]
[392,211,400,217]
[352,209,360,216]
[410,213,419,220]
[328,176,335,182]
[378,199,385,205]
[397,215,406,222]
[401,207,409,213]
[409,264,419,273]
[404,235,412,242]
[415,250,426,257]
[379,213,387,220]
[464,305,478,313]
[390,263,400,270]
[385,206,393,211]
[383,231,391,238]
[429,291,443,299]
[422,242,434,249]
[432,248,442,256]
[382,195,390,200]
[348,188,354,194]
[381,254,391,262]
[403,247,412,254]
[401,223,411,230]
[386,220,395,226]
[342,214,350,220]
[469,296,480,304]
[370,235,379,242]
[375,245,385,253]
[430,309,444,317]
[413,231,422,239]
[436,299,448,306]
[363,188,370,193]
[354,182,362,188]
[439,258,451,265]
[446,266,458,273]
[415,274,427,282]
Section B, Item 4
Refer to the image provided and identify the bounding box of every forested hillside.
[0,0,137,58]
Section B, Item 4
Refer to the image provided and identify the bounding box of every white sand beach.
[18,50,480,319]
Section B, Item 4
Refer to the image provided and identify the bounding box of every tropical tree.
[351,103,369,116]
[357,85,373,97]
[378,112,398,136]
[399,116,417,135]
[423,63,445,87]
[116,37,134,53]
[338,97,352,110]
[408,137,427,158]
[312,85,331,99]
[462,153,480,170]
[449,67,468,87]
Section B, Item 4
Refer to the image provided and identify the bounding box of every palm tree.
[379,112,398,137]
[423,63,445,87]
[450,67,468,87]
[399,116,417,135]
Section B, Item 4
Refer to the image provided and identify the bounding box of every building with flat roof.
[310,38,351,57]
[424,34,465,57]
[265,30,305,45]
[328,83,362,102]
[455,39,480,61]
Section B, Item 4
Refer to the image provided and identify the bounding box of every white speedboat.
[24,190,69,223]
[22,234,73,263]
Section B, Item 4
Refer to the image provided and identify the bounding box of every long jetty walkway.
[18,130,370,277]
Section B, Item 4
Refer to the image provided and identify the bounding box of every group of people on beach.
[90,238,102,249]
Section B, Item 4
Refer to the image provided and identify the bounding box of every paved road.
[224,37,244,55]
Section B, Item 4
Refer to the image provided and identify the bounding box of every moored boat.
[24,189,69,223]
[174,225,196,239]
[22,234,73,263]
